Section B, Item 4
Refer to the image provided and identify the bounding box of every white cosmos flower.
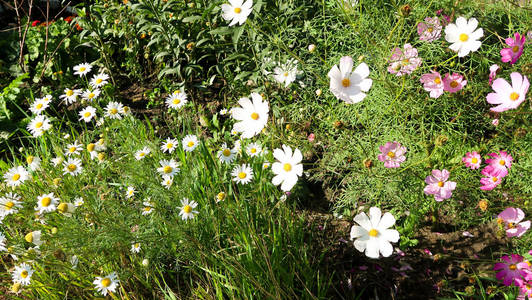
[93,272,119,296]
[0,193,22,217]
[182,135,199,152]
[35,193,59,215]
[161,138,178,153]
[65,141,83,156]
[157,159,180,177]
[328,56,372,104]
[24,230,43,246]
[165,90,188,109]
[79,106,97,122]
[350,207,400,259]
[73,63,92,76]
[26,155,41,171]
[221,0,253,26]
[246,142,262,157]
[29,98,49,115]
[82,89,101,102]
[217,143,237,164]
[231,92,269,139]
[12,263,33,286]
[134,147,151,160]
[90,73,110,88]
[444,17,483,57]
[179,198,198,221]
[105,101,123,119]
[3,166,29,187]
[272,145,303,192]
[27,115,52,137]
[231,164,253,184]
[273,59,299,88]
[60,88,82,104]
[63,158,83,176]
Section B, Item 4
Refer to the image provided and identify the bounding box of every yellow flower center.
[492,177,498,182]
[12,282,21,293]
[427,27,433,33]
[35,122,43,129]
[173,99,181,105]
[250,148,257,154]
[434,77,441,84]
[283,72,289,77]
[238,172,247,179]
[508,222,515,229]
[471,157,478,164]
[512,45,520,53]
[27,156,34,164]
[79,67,86,72]
[387,151,395,158]
[450,81,458,88]
[36,103,43,109]
[98,153,105,161]
[87,143,95,152]
[401,58,410,65]
[101,278,111,287]
[66,90,74,96]
[20,270,28,278]
[499,160,505,166]
[67,164,77,171]
[368,229,379,237]
[223,149,231,156]
[41,197,51,207]
[234,7,241,13]
[110,108,118,115]
[12,174,21,181]
[459,33,469,42]
[341,78,350,87]
[96,78,103,84]
[84,111,91,118]
[509,264,517,270]
[69,147,77,153]
[143,206,151,212]
[166,143,173,149]
[250,112,259,120]
[217,192,226,201]
[88,93,95,99]
[183,205,192,213]
[5,201,15,209]
[437,181,444,187]
[509,92,519,101]
[187,141,195,147]
[139,152,145,157]
[57,203,68,213]
[25,232,33,243]
[283,163,292,171]
[163,166,172,173]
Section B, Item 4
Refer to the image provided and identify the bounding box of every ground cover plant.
[0,0,531,298]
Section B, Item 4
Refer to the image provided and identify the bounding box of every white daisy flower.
[0,193,22,217]
[246,142,262,157]
[219,108,228,115]
[26,155,41,171]
[272,145,303,192]
[11,263,33,286]
[161,175,173,189]
[231,164,253,184]
[216,191,227,203]
[221,0,253,26]
[134,147,151,160]
[0,232,7,251]
[35,193,59,214]
[96,138,107,151]
[350,207,400,259]
[27,115,52,137]
[29,98,49,115]
[24,230,43,246]
[74,197,84,207]
[82,89,101,102]
[57,202,76,216]
[142,201,155,215]
[63,158,83,176]
[120,105,131,116]
[73,63,92,76]
[131,242,141,253]
[165,90,188,109]
[65,141,83,156]
[3,166,29,187]
[444,17,483,57]
[126,186,135,199]
[328,56,373,104]
[79,106,97,122]
[182,135,199,152]
[59,88,82,105]
[105,101,123,119]
[179,198,198,221]
[273,59,299,88]
[262,162,270,169]
[157,159,180,177]
[231,92,269,139]
[217,143,237,164]
[161,138,178,153]
[51,156,63,167]
[93,272,119,296]
[86,143,99,160]
[90,73,110,88]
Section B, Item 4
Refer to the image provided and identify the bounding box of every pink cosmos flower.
[487,72,529,112]
[494,254,529,286]
[377,141,407,168]
[500,33,526,65]
[480,167,504,191]
[489,64,499,86]
[387,44,422,76]
[462,151,481,169]
[443,73,467,93]
[517,280,532,299]
[497,208,531,238]
[420,71,444,98]
[417,17,442,42]
[485,150,513,174]
[424,169,457,201]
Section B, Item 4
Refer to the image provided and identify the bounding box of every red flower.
[65,16,74,23]
[75,23,83,31]
[32,20,41,27]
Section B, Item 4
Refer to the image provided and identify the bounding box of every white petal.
[354,212,371,230]
[353,62,369,79]
[350,225,367,239]
[377,212,396,229]
[365,238,380,259]
[379,239,393,257]
[368,207,382,228]
[339,56,353,76]
[382,229,400,243]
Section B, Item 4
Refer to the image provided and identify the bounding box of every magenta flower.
[420,71,444,98]
[387,44,422,76]
[494,254,529,286]
[487,72,529,112]
[485,150,513,174]
[417,17,442,42]
[462,151,481,169]
[500,33,526,65]
[489,64,499,86]
[377,141,407,168]
[497,208,531,238]
[443,73,467,93]
[424,169,457,201]
[518,281,532,299]
[479,168,503,191]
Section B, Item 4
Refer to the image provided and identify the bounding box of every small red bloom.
[32,20,41,27]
